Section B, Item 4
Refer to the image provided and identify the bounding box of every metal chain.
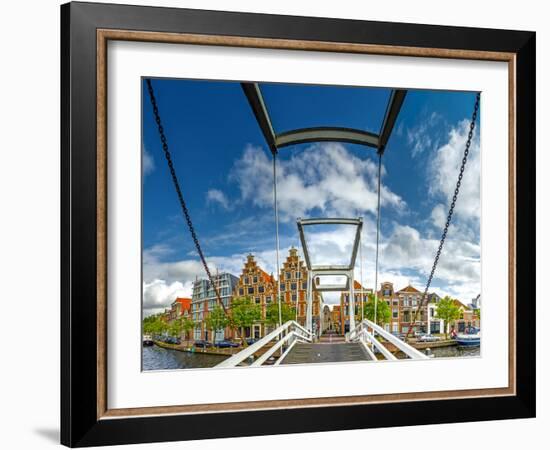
[145,79,228,315]
[406,93,480,340]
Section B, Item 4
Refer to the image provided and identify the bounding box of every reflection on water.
[395,344,480,360]
[142,345,228,371]
[430,345,480,358]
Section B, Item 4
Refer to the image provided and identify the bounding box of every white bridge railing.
[348,319,428,361]
[215,320,313,368]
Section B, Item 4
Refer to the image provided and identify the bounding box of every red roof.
[397,285,421,294]
[258,268,274,284]
[173,297,192,313]
[452,299,469,310]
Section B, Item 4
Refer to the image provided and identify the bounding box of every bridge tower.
[297,218,363,338]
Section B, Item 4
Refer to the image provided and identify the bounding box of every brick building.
[339,280,373,334]
[233,254,277,339]
[168,297,192,322]
[376,281,400,333]
[279,247,323,333]
[331,305,342,333]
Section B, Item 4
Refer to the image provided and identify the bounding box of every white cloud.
[143,145,155,177]
[430,203,447,229]
[380,223,480,301]
[229,143,405,222]
[142,126,482,309]
[206,188,230,210]
[143,279,192,316]
[407,111,442,158]
[428,119,480,223]
[143,214,479,306]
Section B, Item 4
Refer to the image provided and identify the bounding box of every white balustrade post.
[349,271,356,332]
[306,271,313,333]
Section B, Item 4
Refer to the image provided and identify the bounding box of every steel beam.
[298,217,363,226]
[276,127,379,149]
[242,84,407,156]
[378,89,407,154]
[241,82,278,154]
[297,217,363,272]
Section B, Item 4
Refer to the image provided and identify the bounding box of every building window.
[285,271,291,280]
[244,277,249,285]
[384,289,390,296]
[238,288,244,296]
[290,283,297,291]
[280,283,285,291]
[292,294,297,302]
[392,309,398,319]
[248,287,254,295]
[255,297,261,304]
[266,296,272,303]
[258,286,265,293]
[253,276,258,284]
[302,282,307,290]
[296,272,301,279]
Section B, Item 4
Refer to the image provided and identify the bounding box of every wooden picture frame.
[61,1,535,447]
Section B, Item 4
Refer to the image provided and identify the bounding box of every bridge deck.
[280,341,372,365]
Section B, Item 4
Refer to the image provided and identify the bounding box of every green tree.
[435,296,461,338]
[231,296,261,346]
[362,293,391,326]
[204,305,230,345]
[168,319,183,338]
[142,313,168,337]
[265,300,296,327]
[178,316,195,342]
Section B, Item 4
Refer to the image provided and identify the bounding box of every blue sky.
[142,79,480,315]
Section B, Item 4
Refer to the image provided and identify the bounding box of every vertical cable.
[374,152,382,327]
[273,154,282,329]
[360,234,364,323]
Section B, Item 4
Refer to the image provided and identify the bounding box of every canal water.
[144,343,480,370]
[395,345,480,360]
[430,345,480,358]
[143,345,228,371]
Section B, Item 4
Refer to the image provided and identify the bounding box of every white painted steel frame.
[349,319,429,360]
[215,320,312,368]
[297,217,363,333]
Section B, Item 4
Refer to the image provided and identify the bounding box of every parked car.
[194,340,212,348]
[391,332,406,341]
[418,335,441,342]
[245,337,258,345]
[214,340,239,348]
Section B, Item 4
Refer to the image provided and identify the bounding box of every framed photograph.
[61,1,535,447]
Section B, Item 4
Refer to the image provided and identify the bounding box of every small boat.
[143,335,154,346]
[454,332,480,347]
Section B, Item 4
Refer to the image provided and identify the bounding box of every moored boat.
[454,332,480,347]
[143,334,154,346]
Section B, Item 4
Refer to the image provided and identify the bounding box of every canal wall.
[152,340,278,360]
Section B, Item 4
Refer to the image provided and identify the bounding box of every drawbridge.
[145,80,479,368]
